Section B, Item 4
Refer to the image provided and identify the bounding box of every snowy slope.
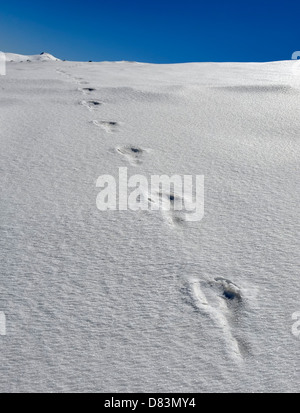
[0,56,299,392]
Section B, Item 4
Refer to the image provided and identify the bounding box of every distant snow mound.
[5,52,60,62]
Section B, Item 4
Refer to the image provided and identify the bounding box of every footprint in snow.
[79,87,96,94]
[93,120,119,133]
[148,191,197,227]
[80,100,103,111]
[183,275,249,361]
[116,145,144,165]
[74,77,90,85]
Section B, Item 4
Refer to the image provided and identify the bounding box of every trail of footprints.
[72,77,192,228]
[57,68,192,227]
[57,66,250,361]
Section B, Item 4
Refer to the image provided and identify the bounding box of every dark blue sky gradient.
[0,0,299,63]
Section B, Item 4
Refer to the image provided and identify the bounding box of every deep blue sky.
[0,0,299,63]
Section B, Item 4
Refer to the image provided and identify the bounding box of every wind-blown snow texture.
[0,54,299,392]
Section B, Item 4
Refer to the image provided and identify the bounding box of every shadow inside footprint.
[214,277,242,303]
[223,290,236,300]
[89,101,101,106]
[118,146,143,156]
[100,121,117,127]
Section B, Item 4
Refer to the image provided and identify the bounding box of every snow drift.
[4,52,60,62]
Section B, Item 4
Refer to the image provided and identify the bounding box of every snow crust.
[0,56,299,392]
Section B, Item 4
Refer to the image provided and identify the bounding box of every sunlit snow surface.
[0,55,299,392]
